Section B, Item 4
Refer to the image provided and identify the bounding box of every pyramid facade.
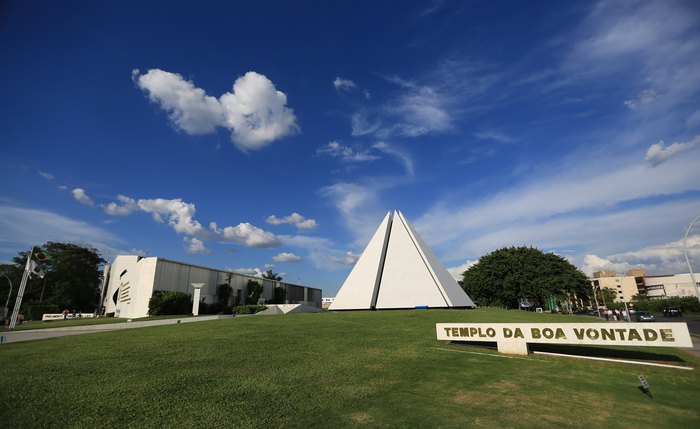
[329,211,475,310]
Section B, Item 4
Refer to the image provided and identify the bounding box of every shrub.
[232,305,268,314]
[148,291,191,315]
[27,304,59,321]
[270,286,287,304]
[217,283,232,306]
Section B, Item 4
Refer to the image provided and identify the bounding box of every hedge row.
[612,296,700,313]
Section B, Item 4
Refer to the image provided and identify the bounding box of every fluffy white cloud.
[219,71,299,150]
[133,68,224,134]
[329,251,360,265]
[272,252,302,263]
[645,135,700,166]
[232,267,263,277]
[103,195,138,216]
[137,198,206,236]
[72,188,94,206]
[447,260,478,281]
[135,69,298,150]
[266,212,318,230]
[334,77,357,92]
[103,194,281,249]
[184,237,209,254]
[212,222,281,248]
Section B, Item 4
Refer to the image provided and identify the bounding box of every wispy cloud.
[134,68,299,151]
[0,204,122,256]
[645,135,700,167]
[473,130,515,144]
[38,171,55,180]
[266,212,318,230]
[333,77,357,92]
[317,141,379,163]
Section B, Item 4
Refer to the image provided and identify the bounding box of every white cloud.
[272,252,302,263]
[319,182,386,245]
[137,198,206,236]
[212,222,281,248]
[580,254,635,278]
[380,75,452,138]
[135,69,298,151]
[0,204,122,256]
[133,68,224,134]
[473,130,515,144]
[329,251,360,265]
[184,237,209,254]
[232,267,263,277]
[266,212,318,230]
[372,142,414,176]
[334,77,357,92]
[72,188,94,206]
[447,259,478,281]
[582,234,700,277]
[103,195,138,216]
[645,135,700,166]
[623,89,657,109]
[38,171,54,180]
[317,141,379,163]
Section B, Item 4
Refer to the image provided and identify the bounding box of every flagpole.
[9,247,34,330]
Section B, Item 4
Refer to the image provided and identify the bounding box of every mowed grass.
[1,309,698,428]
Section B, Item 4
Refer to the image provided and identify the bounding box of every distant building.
[101,255,322,318]
[643,274,699,299]
[590,269,699,304]
[321,297,335,310]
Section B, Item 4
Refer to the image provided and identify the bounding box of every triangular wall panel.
[329,212,391,310]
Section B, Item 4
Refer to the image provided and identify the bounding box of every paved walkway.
[0,315,234,344]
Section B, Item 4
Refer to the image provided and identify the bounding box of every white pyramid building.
[329,211,475,310]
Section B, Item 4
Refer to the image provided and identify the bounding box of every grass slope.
[1,309,698,428]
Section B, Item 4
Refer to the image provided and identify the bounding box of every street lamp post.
[683,214,700,306]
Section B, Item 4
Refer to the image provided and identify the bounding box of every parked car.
[636,311,655,322]
[662,307,683,317]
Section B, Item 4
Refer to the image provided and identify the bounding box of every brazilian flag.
[34,249,54,261]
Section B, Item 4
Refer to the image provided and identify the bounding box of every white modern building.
[330,211,475,310]
[643,274,699,299]
[101,255,322,319]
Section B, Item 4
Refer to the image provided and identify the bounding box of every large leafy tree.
[460,246,590,309]
[1,242,105,314]
[262,270,282,281]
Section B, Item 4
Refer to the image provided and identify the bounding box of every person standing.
[62,308,69,320]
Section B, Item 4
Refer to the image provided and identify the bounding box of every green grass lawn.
[0,309,698,428]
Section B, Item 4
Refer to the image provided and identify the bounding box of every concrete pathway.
[0,315,235,344]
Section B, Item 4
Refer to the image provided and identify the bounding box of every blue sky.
[1,0,699,296]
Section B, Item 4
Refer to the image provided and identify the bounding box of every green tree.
[246,280,263,305]
[460,246,590,309]
[262,270,282,281]
[2,242,105,316]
